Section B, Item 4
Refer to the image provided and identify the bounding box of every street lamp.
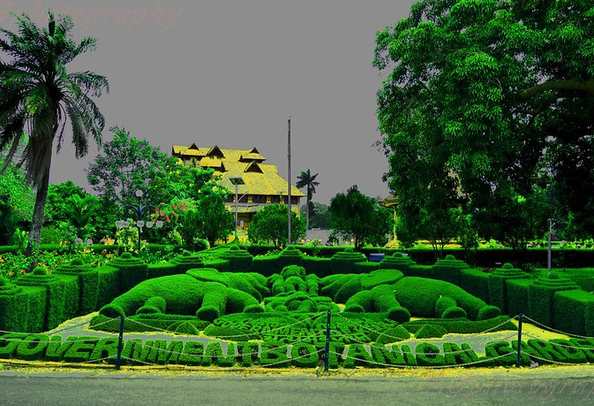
[229,177,245,240]
[115,189,164,253]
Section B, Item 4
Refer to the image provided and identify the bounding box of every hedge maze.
[2,247,594,369]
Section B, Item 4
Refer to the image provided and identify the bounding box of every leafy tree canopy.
[87,126,170,205]
[248,203,306,248]
[328,186,393,248]
[374,0,594,243]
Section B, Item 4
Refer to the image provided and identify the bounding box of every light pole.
[115,189,164,253]
[548,218,556,275]
[229,177,245,241]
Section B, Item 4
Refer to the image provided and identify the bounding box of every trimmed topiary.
[221,247,254,272]
[415,342,445,366]
[431,255,469,285]
[488,263,530,314]
[376,325,410,344]
[330,250,367,273]
[387,306,411,323]
[108,254,148,294]
[528,273,580,328]
[379,253,418,275]
[414,324,447,339]
[477,305,501,320]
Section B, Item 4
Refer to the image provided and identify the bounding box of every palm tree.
[296,169,319,230]
[0,11,108,257]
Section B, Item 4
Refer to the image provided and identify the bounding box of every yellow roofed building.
[171,144,305,230]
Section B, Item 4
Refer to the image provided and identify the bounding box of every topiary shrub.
[379,253,418,275]
[221,247,254,272]
[415,342,445,366]
[528,273,580,328]
[442,306,467,319]
[376,325,410,344]
[330,250,367,273]
[488,263,530,314]
[477,305,501,320]
[32,266,47,275]
[277,246,304,269]
[108,255,148,294]
[387,306,411,323]
[431,255,469,285]
[414,324,447,339]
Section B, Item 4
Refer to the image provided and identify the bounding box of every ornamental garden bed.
[1,246,594,369]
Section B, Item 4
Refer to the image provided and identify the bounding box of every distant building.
[171,144,305,230]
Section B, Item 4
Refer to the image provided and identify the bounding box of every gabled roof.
[244,161,263,173]
[207,145,225,158]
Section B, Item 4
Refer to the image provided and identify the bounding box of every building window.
[253,195,266,203]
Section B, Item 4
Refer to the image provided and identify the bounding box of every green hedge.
[330,249,367,274]
[252,256,279,277]
[15,273,67,330]
[147,263,179,279]
[528,273,580,328]
[431,255,469,286]
[459,269,490,303]
[221,246,254,272]
[301,257,332,277]
[353,261,380,273]
[277,246,304,270]
[488,263,530,314]
[0,281,32,332]
[403,315,516,334]
[170,253,205,273]
[392,276,497,320]
[553,290,594,336]
[96,266,121,308]
[54,262,99,315]
[107,255,148,294]
[506,279,532,316]
[379,253,418,274]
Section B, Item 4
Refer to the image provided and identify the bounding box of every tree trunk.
[26,163,51,261]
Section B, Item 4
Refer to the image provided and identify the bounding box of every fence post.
[116,316,125,370]
[324,310,331,372]
[516,312,523,367]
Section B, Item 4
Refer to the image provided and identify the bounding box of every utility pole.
[288,117,292,245]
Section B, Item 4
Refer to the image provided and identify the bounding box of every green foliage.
[488,263,529,314]
[376,325,410,344]
[415,325,447,339]
[553,290,594,337]
[179,182,234,247]
[0,161,33,245]
[330,250,367,273]
[87,127,169,205]
[327,186,393,248]
[374,0,594,246]
[393,276,498,320]
[248,203,306,248]
[415,342,445,366]
[528,273,580,327]
[431,256,469,285]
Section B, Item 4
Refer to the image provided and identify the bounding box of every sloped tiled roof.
[171,145,304,197]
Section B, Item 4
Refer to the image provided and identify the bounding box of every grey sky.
[1,0,416,204]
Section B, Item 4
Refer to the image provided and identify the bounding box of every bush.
[376,325,410,344]
[459,268,490,303]
[393,276,494,320]
[553,290,594,336]
[506,279,532,317]
[528,273,580,328]
[414,324,447,339]
[330,250,367,273]
[221,247,254,272]
[108,255,148,293]
[15,273,67,330]
[431,256,469,285]
[488,263,529,314]
[415,342,445,366]
[379,253,418,274]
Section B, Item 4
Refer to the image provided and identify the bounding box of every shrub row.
[4,334,592,368]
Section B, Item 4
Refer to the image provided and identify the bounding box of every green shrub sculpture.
[187,268,267,301]
[379,253,419,275]
[330,249,367,273]
[108,254,148,293]
[221,246,254,272]
[431,255,470,285]
[488,263,530,314]
[392,276,501,320]
[54,260,99,315]
[99,274,262,322]
[528,272,580,328]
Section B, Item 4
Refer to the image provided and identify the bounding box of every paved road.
[1,369,594,406]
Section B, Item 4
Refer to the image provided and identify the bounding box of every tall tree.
[374,0,594,245]
[328,186,393,249]
[296,169,319,230]
[87,127,170,206]
[0,11,108,256]
[248,203,306,248]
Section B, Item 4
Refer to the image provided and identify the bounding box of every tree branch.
[521,78,594,99]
